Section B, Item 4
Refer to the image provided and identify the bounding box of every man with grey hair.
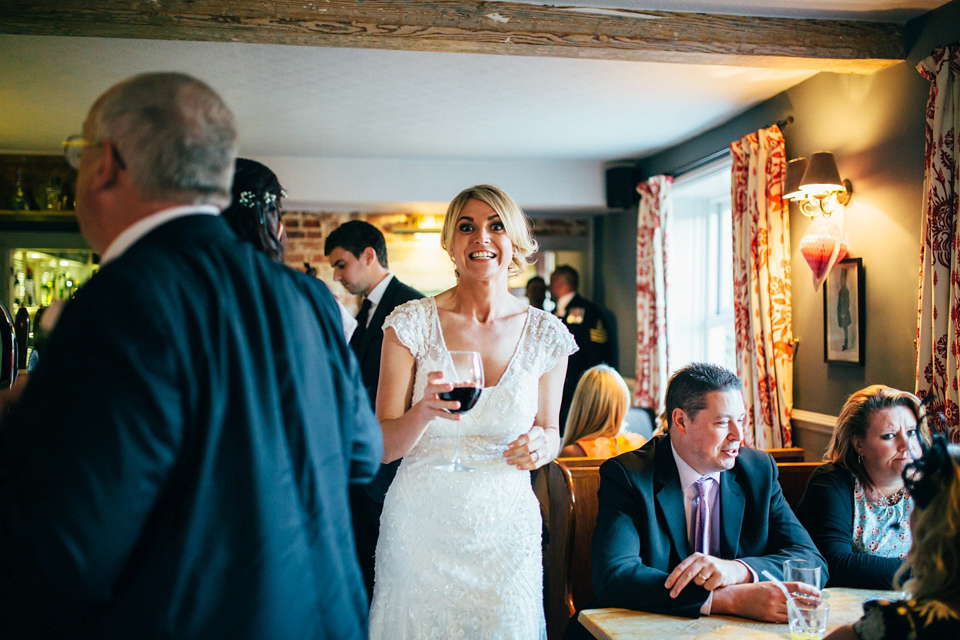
[567,362,825,636]
[0,73,382,639]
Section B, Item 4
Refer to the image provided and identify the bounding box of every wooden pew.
[543,454,821,640]
[764,446,806,463]
[545,457,604,640]
[776,461,822,511]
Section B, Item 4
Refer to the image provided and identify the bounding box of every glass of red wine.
[435,350,484,472]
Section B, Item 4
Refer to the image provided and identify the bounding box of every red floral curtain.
[730,126,793,448]
[916,45,960,442]
[635,176,672,414]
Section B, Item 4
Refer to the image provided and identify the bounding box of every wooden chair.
[776,461,822,510]
[764,446,806,463]
[545,457,604,640]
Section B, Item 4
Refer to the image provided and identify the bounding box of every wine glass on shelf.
[435,350,483,473]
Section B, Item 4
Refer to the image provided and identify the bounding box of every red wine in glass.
[439,386,482,413]
[436,350,484,472]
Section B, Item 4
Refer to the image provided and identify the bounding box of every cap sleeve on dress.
[383,298,430,360]
[530,308,578,376]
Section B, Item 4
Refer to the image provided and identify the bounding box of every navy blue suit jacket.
[0,214,382,639]
[591,435,827,618]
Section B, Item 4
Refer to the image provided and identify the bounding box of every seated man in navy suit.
[586,363,825,625]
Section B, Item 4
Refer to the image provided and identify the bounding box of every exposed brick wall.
[281,211,360,279]
[281,211,368,312]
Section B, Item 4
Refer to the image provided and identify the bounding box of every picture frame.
[824,258,864,365]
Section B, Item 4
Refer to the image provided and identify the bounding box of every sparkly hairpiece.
[903,434,953,509]
[238,189,288,208]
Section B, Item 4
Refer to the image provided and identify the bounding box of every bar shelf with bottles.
[0,154,80,232]
[8,249,97,367]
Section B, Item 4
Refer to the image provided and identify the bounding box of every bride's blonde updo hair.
[440,184,538,279]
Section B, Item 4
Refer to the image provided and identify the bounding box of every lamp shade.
[800,152,844,193]
[783,157,809,200]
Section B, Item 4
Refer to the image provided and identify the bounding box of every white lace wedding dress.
[368,297,576,640]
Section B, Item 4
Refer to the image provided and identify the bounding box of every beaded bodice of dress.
[387,297,573,468]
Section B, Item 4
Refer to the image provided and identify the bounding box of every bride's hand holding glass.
[504,425,553,470]
[414,371,463,421]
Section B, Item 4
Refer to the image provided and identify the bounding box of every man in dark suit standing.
[325,220,423,600]
[0,73,382,639]
[578,363,825,630]
[550,265,617,429]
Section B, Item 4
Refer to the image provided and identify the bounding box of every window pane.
[666,157,736,374]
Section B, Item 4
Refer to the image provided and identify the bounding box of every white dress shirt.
[670,441,756,615]
[360,273,394,329]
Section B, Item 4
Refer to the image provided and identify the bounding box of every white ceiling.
[0,0,949,210]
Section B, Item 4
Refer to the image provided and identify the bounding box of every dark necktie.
[350,298,373,349]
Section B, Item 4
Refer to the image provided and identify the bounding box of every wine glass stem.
[452,421,462,462]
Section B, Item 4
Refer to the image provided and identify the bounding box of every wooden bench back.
[764,446,806,463]
[545,457,604,640]
[776,461,822,510]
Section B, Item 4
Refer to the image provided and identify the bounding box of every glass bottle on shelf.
[45,176,63,210]
[14,306,29,369]
[8,169,34,210]
[24,268,35,306]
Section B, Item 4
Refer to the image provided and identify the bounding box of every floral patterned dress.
[852,479,913,559]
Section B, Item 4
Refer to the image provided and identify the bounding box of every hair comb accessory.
[903,433,953,509]
[238,190,285,209]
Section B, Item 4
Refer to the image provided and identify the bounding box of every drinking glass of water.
[789,600,829,640]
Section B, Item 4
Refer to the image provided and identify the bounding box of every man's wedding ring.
[698,572,707,581]
[532,450,539,463]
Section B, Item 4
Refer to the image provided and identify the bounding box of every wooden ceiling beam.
[0,1,905,73]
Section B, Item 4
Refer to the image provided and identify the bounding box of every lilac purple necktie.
[693,476,714,555]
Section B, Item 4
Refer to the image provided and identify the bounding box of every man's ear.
[671,408,689,435]
[361,246,377,266]
[88,139,123,196]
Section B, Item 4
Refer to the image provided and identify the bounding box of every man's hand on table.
[711,581,821,623]
[664,552,750,597]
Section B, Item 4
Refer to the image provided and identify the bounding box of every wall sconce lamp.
[783,152,853,217]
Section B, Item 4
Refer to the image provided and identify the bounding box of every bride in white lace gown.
[368,185,576,640]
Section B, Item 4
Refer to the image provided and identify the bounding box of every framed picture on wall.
[824,258,864,365]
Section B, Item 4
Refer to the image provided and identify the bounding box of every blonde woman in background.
[559,365,646,458]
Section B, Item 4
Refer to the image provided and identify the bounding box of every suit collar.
[352,276,400,357]
[654,434,746,559]
[654,435,691,557]
[719,464,745,558]
[101,205,219,265]
[365,273,394,307]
